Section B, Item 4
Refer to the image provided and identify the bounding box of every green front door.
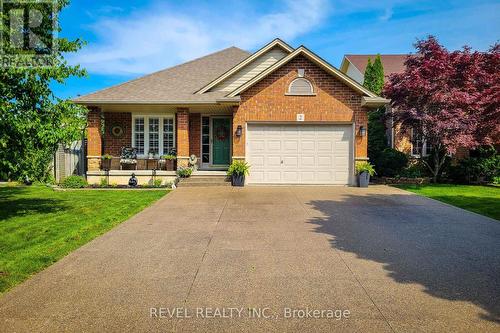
[212,118,231,165]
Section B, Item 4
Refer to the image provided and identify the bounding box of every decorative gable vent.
[287,78,314,95]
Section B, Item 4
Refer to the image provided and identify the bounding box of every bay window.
[132,116,175,156]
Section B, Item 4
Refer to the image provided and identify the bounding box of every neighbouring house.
[75,39,387,185]
[340,54,471,160]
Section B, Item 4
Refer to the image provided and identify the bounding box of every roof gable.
[227,46,378,98]
[196,38,293,94]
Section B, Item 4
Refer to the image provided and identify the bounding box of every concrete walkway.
[1,186,499,332]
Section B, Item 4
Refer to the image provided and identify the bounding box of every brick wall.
[103,112,132,156]
[234,55,369,158]
[189,113,201,157]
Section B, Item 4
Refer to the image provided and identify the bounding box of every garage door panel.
[283,156,298,167]
[335,156,349,168]
[335,141,349,151]
[300,171,315,182]
[267,140,281,151]
[317,141,333,151]
[301,140,315,151]
[283,171,298,182]
[316,171,333,181]
[267,156,281,167]
[267,171,282,182]
[250,155,265,167]
[318,156,332,167]
[247,124,352,185]
[300,155,315,167]
[249,140,265,151]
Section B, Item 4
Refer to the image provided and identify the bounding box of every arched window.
[287,78,315,95]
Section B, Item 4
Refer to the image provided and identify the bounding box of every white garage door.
[246,124,353,185]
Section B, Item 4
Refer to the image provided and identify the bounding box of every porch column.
[176,108,190,168]
[87,106,102,171]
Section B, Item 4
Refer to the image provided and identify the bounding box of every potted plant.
[160,152,177,171]
[227,160,250,186]
[101,154,112,170]
[356,162,376,187]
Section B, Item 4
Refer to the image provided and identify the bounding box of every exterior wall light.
[235,125,243,137]
[359,126,366,137]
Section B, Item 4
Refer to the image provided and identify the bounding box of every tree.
[384,36,500,182]
[364,55,384,95]
[363,55,387,170]
[0,0,86,181]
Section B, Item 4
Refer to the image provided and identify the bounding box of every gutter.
[361,96,390,108]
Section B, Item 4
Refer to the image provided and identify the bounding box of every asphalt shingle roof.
[74,47,251,103]
[345,54,407,77]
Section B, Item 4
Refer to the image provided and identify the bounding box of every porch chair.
[120,147,138,170]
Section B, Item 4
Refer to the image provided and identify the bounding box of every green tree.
[0,0,86,181]
[363,55,387,169]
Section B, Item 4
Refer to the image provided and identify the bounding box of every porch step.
[178,175,231,187]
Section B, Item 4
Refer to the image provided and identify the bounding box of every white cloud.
[71,0,329,75]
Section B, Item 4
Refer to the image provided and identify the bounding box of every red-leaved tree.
[384,36,500,182]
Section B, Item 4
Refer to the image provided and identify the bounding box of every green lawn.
[0,185,167,293]
[395,184,500,220]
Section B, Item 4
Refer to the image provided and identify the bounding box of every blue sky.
[55,0,500,99]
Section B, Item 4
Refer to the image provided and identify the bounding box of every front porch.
[85,104,236,185]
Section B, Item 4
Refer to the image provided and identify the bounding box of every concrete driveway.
[1,186,499,332]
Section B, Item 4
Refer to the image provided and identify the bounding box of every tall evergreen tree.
[363,55,387,170]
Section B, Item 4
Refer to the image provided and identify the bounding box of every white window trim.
[410,128,431,157]
[132,115,176,157]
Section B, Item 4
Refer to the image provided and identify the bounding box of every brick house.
[75,39,387,185]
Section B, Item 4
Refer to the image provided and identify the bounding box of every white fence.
[53,141,86,183]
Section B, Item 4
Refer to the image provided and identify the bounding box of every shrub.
[61,175,87,188]
[448,146,499,183]
[176,166,193,178]
[99,177,108,187]
[355,162,376,176]
[227,160,250,176]
[153,179,162,187]
[399,164,425,178]
[375,148,408,177]
[493,176,500,185]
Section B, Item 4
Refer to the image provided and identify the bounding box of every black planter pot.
[231,174,245,186]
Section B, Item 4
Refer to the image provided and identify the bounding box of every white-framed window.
[134,117,145,155]
[411,129,432,157]
[132,116,175,156]
[286,78,315,95]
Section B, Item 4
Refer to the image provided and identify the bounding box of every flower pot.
[358,171,370,187]
[165,159,175,171]
[101,159,111,170]
[231,174,245,187]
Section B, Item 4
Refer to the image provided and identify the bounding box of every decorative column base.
[87,157,101,171]
[176,156,190,168]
